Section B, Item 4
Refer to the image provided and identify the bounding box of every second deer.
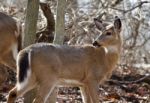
[0,12,22,71]
[7,16,122,103]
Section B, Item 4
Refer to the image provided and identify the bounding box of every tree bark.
[23,0,39,48]
[23,0,39,103]
[53,0,66,44]
[36,3,55,43]
[47,0,67,102]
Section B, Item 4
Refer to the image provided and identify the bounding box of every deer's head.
[93,16,122,47]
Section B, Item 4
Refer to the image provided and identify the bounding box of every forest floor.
[0,66,150,103]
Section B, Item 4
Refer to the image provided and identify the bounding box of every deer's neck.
[105,45,120,54]
[104,45,121,68]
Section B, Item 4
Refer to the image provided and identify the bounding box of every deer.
[0,12,22,71]
[7,16,122,103]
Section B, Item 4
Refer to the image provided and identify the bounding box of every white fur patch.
[57,79,83,87]
[64,79,82,85]
[16,69,31,91]
[11,43,18,61]
[103,47,108,54]
[107,45,118,53]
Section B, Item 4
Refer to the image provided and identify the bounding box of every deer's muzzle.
[93,41,101,47]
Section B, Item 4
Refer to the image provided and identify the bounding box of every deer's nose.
[93,41,101,47]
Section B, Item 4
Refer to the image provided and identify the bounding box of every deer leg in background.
[46,87,58,103]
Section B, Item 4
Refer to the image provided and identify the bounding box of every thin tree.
[23,0,39,48]
[53,0,66,44]
[23,0,39,103]
[24,0,66,102]
[47,0,67,102]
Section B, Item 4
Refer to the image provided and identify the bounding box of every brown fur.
[0,12,22,71]
[7,17,122,103]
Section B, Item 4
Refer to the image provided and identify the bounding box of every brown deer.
[0,12,22,71]
[7,16,122,103]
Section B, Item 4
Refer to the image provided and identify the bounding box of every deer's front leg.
[84,76,99,103]
[33,81,56,103]
[80,85,92,103]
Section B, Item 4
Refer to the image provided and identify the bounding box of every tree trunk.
[23,0,39,48]
[53,0,66,44]
[36,3,55,43]
[23,0,39,103]
[47,0,67,102]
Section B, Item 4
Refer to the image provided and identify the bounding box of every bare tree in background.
[23,0,39,47]
[47,0,67,102]
[53,0,66,44]
[36,3,55,43]
[23,0,39,103]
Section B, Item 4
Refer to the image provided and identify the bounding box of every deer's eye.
[106,32,112,36]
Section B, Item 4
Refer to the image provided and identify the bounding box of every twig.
[108,74,150,85]
[110,1,150,13]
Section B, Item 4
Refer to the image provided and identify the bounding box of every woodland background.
[0,0,150,102]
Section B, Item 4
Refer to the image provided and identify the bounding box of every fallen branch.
[108,73,150,85]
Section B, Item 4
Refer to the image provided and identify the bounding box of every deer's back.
[20,43,107,80]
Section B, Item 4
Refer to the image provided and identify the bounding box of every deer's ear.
[114,16,121,30]
[94,18,105,31]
